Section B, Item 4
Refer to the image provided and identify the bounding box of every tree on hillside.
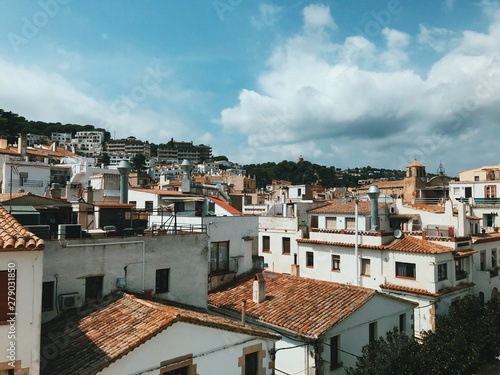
[131,154,146,172]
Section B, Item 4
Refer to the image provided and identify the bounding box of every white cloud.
[251,3,282,29]
[417,24,456,52]
[220,4,500,174]
[303,4,337,31]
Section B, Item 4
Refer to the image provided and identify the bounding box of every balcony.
[455,270,468,281]
[489,267,499,278]
[473,198,500,205]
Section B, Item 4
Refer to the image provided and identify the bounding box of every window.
[42,281,55,311]
[282,237,290,255]
[399,313,406,332]
[492,249,498,268]
[19,172,28,186]
[156,268,170,293]
[465,187,472,198]
[160,355,196,375]
[361,258,370,276]
[474,176,479,181]
[310,216,318,229]
[262,236,270,253]
[485,185,497,198]
[346,218,355,230]
[396,262,416,279]
[455,258,468,280]
[330,335,342,370]
[326,217,337,229]
[480,251,486,271]
[306,251,314,268]
[332,255,340,271]
[484,214,495,227]
[210,241,229,273]
[437,263,447,281]
[0,270,15,322]
[369,322,377,343]
[244,352,258,375]
[145,201,154,213]
[85,276,103,304]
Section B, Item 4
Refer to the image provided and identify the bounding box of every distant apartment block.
[106,136,151,158]
[27,133,49,146]
[51,132,73,146]
[157,138,212,163]
[74,131,105,156]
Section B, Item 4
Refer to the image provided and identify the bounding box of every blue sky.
[1,1,500,176]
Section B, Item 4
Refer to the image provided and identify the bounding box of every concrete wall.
[0,250,43,373]
[42,234,209,323]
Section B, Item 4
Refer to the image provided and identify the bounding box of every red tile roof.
[209,272,386,339]
[208,196,242,215]
[299,235,454,255]
[41,292,279,375]
[0,206,44,251]
[384,236,454,254]
[404,203,446,213]
[0,145,78,159]
[309,201,388,215]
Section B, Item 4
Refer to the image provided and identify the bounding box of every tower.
[403,160,426,203]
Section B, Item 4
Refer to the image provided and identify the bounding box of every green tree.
[131,153,146,172]
[346,328,421,375]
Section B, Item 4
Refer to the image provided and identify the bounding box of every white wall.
[0,250,43,372]
[101,322,276,375]
[42,234,209,323]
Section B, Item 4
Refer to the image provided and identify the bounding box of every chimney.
[117,160,132,204]
[253,273,266,303]
[18,134,27,157]
[50,183,62,199]
[51,140,58,151]
[83,181,94,204]
[241,299,246,325]
[143,288,153,300]
[457,202,468,237]
[367,185,381,231]
[0,137,7,149]
[291,253,300,276]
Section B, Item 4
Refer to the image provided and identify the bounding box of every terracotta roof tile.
[208,272,378,339]
[0,206,44,251]
[208,196,241,215]
[41,292,279,375]
[404,203,446,213]
[297,238,384,250]
[309,201,388,215]
[384,236,454,254]
[360,180,404,189]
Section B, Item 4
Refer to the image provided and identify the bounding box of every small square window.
[282,237,291,255]
[361,258,370,276]
[262,236,270,253]
[438,263,447,281]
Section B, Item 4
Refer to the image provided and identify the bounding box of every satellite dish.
[394,229,403,239]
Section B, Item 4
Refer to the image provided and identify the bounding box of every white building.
[0,206,44,374]
[51,132,72,146]
[73,131,105,156]
[209,271,417,375]
[41,292,279,375]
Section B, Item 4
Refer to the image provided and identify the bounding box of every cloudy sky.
[1,1,500,175]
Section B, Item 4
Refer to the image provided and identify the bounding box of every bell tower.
[403,160,426,203]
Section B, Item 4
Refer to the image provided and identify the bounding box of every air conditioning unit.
[59,293,82,311]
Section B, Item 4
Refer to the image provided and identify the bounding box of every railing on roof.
[426,225,455,238]
[473,198,500,205]
[413,197,445,205]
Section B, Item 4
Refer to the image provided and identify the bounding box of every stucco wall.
[42,234,209,323]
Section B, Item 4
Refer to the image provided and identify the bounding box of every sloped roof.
[208,272,406,340]
[385,236,454,254]
[380,281,474,297]
[208,196,242,215]
[41,292,279,375]
[308,201,388,215]
[0,206,44,251]
[299,235,454,255]
[0,192,71,207]
[0,145,78,159]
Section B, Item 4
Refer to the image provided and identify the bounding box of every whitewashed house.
[209,271,417,375]
[0,206,44,374]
